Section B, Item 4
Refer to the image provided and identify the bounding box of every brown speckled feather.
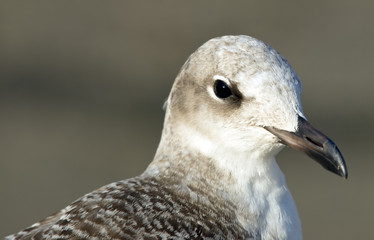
[8,177,252,240]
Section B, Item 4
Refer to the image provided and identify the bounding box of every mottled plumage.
[10,177,251,239]
[6,35,347,240]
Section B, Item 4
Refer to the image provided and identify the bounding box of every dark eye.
[214,80,232,99]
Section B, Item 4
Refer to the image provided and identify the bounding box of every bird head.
[162,35,347,178]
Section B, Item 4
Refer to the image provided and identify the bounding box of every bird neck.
[149,120,286,184]
[144,122,302,239]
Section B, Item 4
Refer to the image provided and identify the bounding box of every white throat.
[169,123,303,239]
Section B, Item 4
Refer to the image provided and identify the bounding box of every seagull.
[6,35,347,240]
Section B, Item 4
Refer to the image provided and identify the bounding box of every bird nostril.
[305,136,323,148]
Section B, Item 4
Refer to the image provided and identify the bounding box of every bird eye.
[214,80,232,99]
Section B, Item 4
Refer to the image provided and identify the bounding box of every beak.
[264,116,348,178]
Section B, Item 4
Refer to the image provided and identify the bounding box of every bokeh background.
[1,1,373,239]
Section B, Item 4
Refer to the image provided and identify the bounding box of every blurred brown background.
[1,1,373,239]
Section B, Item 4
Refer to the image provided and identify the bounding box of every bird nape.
[6,35,347,240]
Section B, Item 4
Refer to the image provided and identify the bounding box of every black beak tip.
[337,161,348,179]
[341,167,348,179]
[309,151,348,179]
[311,143,348,179]
[331,164,348,179]
[327,143,348,179]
